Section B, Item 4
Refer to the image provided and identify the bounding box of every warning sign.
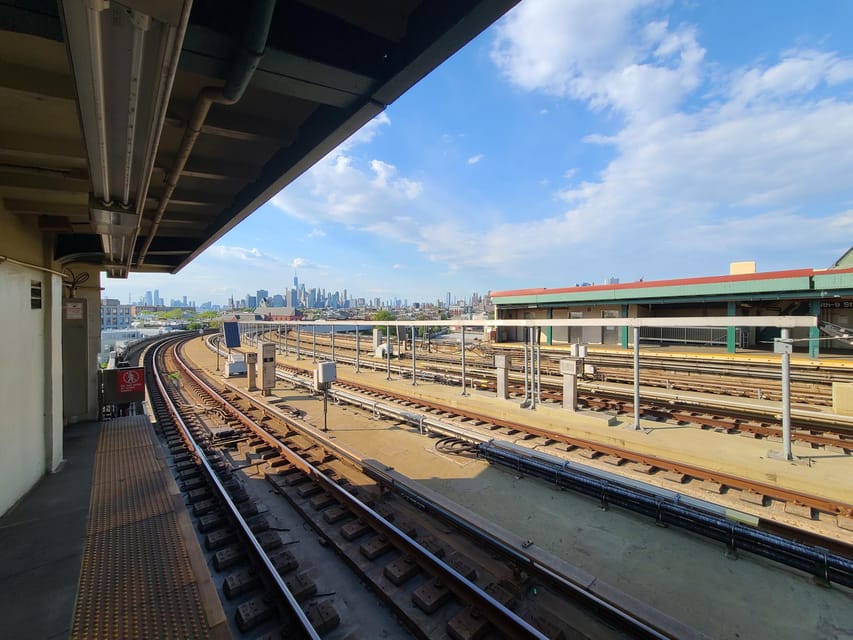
[118,368,144,394]
[101,367,146,405]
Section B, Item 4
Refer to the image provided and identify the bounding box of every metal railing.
[638,326,744,347]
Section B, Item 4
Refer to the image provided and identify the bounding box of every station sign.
[223,322,241,348]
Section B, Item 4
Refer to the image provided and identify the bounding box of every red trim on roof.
[490,267,853,298]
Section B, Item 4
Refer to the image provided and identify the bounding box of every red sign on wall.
[118,368,145,394]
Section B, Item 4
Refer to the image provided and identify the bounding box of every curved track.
[151,334,704,639]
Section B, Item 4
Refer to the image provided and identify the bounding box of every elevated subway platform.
[184,337,853,541]
[0,415,227,640]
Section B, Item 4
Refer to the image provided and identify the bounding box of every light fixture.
[60,0,192,274]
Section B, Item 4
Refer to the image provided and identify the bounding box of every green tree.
[372,310,397,336]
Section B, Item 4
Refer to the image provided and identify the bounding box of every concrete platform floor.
[187,336,853,640]
[0,421,101,640]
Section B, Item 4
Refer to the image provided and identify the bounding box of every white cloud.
[339,112,391,151]
[491,0,705,122]
[392,263,404,270]
[207,245,270,262]
[467,0,853,279]
[271,120,424,229]
[268,2,853,286]
[728,49,853,109]
[307,228,325,238]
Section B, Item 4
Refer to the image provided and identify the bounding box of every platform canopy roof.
[0,0,517,278]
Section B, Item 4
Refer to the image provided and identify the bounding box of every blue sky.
[105,0,853,306]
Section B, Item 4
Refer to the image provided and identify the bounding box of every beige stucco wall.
[0,212,62,514]
[62,263,102,423]
[0,211,105,515]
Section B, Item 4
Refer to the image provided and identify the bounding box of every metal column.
[521,329,529,407]
[529,327,536,409]
[631,326,641,430]
[283,324,287,357]
[781,328,792,458]
[331,325,335,362]
[411,326,417,385]
[386,324,391,380]
[296,326,301,360]
[770,329,796,461]
[312,325,316,362]
[808,300,820,359]
[535,328,541,404]
[726,301,737,354]
[460,325,468,396]
[355,329,360,372]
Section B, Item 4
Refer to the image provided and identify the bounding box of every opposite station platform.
[497,340,853,368]
[186,336,853,539]
[0,415,227,640]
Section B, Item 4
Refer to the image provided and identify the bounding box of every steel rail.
[254,347,852,518]
[205,337,695,639]
[212,334,852,511]
[152,338,321,640]
[206,335,853,590]
[479,439,853,588]
[187,338,550,639]
[332,377,852,517]
[254,329,853,432]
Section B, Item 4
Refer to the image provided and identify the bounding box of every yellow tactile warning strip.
[70,416,214,640]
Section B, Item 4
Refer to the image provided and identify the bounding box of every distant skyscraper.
[145,290,153,306]
[257,289,268,304]
[153,289,160,306]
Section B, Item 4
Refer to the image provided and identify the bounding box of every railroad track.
[147,336,323,639]
[202,335,853,590]
[299,371,853,523]
[249,329,853,445]
[154,334,700,639]
[266,327,852,406]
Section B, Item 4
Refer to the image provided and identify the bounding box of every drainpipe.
[137,0,277,266]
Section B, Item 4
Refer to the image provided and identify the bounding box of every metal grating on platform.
[71,416,215,639]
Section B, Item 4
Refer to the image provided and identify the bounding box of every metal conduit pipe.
[126,0,192,271]
[86,0,111,205]
[122,11,150,207]
[478,442,853,588]
[521,330,529,406]
[137,0,277,266]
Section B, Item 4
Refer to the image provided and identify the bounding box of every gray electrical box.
[317,361,336,383]
[314,362,336,391]
[560,358,583,375]
[773,339,793,354]
[258,342,276,392]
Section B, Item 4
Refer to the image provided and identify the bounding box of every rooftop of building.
[491,265,853,305]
